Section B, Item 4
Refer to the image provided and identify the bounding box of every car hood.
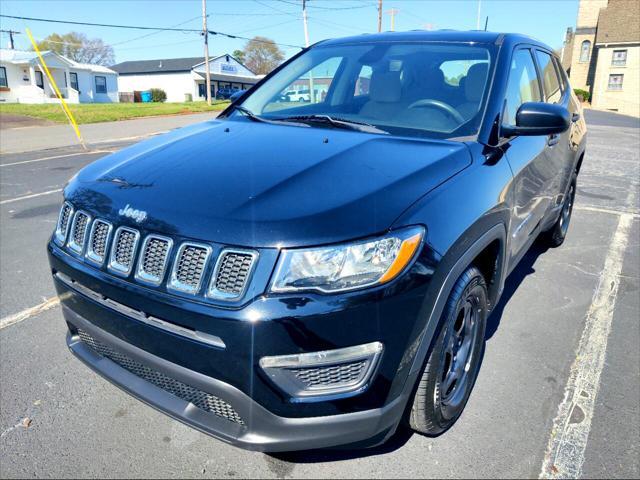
[67,119,471,248]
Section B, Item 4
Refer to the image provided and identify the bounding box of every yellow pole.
[26,28,86,150]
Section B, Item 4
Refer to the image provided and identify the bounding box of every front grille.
[169,244,211,294]
[109,227,140,275]
[136,236,172,285]
[67,211,91,254]
[86,220,112,264]
[290,360,367,388]
[208,250,257,300]
[55,202,74,245]
[77,329,244,425]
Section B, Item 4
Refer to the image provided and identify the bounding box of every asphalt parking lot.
[0,110,638,479]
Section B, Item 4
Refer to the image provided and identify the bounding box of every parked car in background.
[48,30,585,453]
[283,88,311,102]
[216,87,239,100]
[229,89,246,102]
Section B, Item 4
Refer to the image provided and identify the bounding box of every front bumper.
[64,306,407,452]
[50,240,438,451]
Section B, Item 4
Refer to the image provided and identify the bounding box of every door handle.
[548,134,560,147]
[571,113,580,122]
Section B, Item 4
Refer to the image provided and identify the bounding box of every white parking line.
[0,188,63,205]
[0,150,112,168]
[540,209,634,478]
[0,297,60,330]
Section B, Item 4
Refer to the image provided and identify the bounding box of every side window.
[503,49,541,126]
[354,65,372,96]
[535,50,562,104]
[70,72,79,91]
[35,70,44,88]
[0,66,7,88]
[95,76,107,94]
[580,40,591,62]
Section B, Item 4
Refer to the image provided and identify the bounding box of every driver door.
[502,47,552,267]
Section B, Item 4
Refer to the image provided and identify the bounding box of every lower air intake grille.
[290,360,367,388]
[209,251,256,299]
[77,329,244,425]
[170,244,210,293]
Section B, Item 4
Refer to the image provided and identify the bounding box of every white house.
[0,49,118,104]
[112,54,262,102]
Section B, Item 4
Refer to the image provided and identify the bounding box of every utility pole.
[377,0,383,33]
[476,0,482,30]
[1,29,20,49]
[202,0,212,105]
[302,0,316,103]
[387,8,399,32]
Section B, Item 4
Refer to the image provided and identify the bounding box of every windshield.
[237,41,494,139]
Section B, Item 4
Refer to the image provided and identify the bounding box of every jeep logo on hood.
[118,204,147,223]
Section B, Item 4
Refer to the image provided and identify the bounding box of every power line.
[0,14,303,49]
[273,0,376,10]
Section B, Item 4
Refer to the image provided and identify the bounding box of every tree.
[33,32,115,66]
[232,49,245,65]
[242,36,284,75]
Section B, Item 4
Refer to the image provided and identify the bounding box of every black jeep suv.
[48,31,586,452]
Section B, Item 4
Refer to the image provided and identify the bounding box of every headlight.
[270,226,424,293]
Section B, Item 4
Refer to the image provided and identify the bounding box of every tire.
[542,173,577,247]
[409,266,488,435]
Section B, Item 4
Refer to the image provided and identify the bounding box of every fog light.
[259,342,383,402]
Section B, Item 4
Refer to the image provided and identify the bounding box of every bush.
[574,88,590,103]
[150,88,167,103]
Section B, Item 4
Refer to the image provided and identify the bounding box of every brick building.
[562,0,639,117]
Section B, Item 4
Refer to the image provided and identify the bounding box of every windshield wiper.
[273,114,388,134]
[227,104,309,127]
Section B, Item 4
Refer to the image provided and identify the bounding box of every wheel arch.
[406,222,507,382]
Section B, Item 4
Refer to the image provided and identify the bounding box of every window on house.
[0,67,7,87]
[580,40,591,62]
[535,50,562,103]
[95,76,107,94]
[612,50,627,66]
[70,72,79,91]
[608,74,624,90]
[35,70,44,88]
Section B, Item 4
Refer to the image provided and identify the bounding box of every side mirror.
[502,102,570,137]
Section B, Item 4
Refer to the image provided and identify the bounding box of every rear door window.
[535,50,562,103]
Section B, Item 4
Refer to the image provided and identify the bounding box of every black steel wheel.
[543,172,577,247]
[408,265,488,435]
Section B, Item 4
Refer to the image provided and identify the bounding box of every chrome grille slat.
[135,235,173,285]
[76,329,244,425]
[86,220,112,265]
[67,211,91,254]
[207,249,258,300]
[54,202,74,245]
[108,227,140,275]
[168,243,211,294]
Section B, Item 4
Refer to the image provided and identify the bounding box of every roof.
[192,71,260,84]
[595,0,640,44]
[111,57,205,74]
[319,30,506,46]
[0,49,116,74]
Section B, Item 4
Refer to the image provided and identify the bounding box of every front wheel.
[408,266,488,435]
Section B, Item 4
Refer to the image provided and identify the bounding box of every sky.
[0,0,580,64]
